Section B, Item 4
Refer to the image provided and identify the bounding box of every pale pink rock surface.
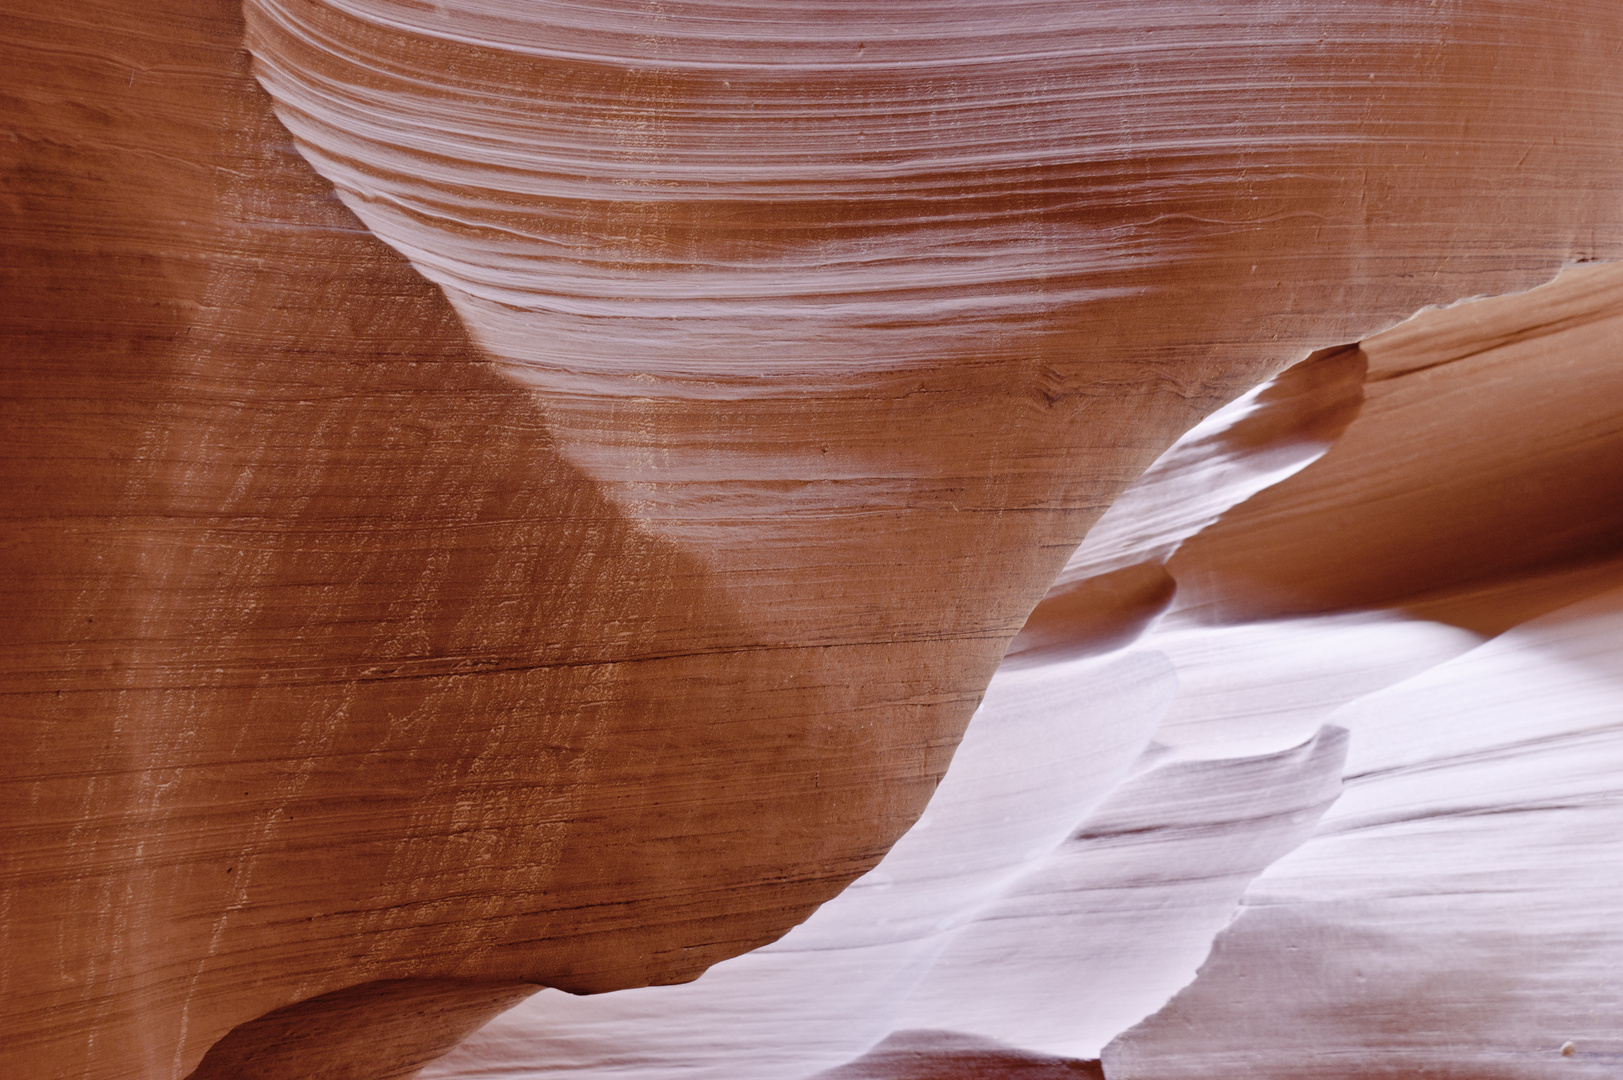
[892,726,1349,1058]
[1107,588,1623,1079]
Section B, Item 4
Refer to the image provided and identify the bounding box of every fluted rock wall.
[425,261,1623,1080]
[4,2,1623,1079]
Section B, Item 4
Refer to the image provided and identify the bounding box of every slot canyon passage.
[4,0,1623,1077]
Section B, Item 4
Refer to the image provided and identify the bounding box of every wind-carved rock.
[421,262,1623,1080]
[5,2,1623,1079]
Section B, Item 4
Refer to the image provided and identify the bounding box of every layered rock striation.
[4,2,1623,1078]
[427,261,1623,1080]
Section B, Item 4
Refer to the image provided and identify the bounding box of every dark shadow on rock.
[186,980,539,1080]
[811,1030,1104,1080]
[1006,562,1177,666]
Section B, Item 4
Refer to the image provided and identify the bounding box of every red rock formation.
[411,342,1398,1079]
[423,263,1623,1080]
[6,2,1623,1079]
[1169,260,1623,628]
[186,980,537,1080]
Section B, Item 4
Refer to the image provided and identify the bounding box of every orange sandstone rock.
[5,3,1623,1079]
[1170,260,1623,627]
[423,269,1623,1080]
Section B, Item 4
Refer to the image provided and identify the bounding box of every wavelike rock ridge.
[3,1,1623,1078]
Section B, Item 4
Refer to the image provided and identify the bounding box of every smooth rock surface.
[426,264,1623,1079]
[1107,588,1623,1079]
[1171,260,1623,625]
[419,650,1176,1080]
[7,2,1623,1079]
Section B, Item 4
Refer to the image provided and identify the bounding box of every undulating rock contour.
[4,2,1623,1078]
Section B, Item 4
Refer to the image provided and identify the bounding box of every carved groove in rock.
[4,2,1623,1079]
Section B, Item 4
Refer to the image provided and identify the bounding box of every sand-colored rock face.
[422,263,1623,1080]
[5,2,1623,1079]
[244,0,1623,578]
[1169,260,1623,627]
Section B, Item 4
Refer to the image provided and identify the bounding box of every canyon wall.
[4,2,1623,1078]
[422,262,1623,1079]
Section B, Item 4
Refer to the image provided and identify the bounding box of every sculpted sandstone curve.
[424,265,1623,1080]
[4,3,1623,1079]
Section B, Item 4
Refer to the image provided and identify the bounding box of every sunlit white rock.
[1107,587,1623,1079]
